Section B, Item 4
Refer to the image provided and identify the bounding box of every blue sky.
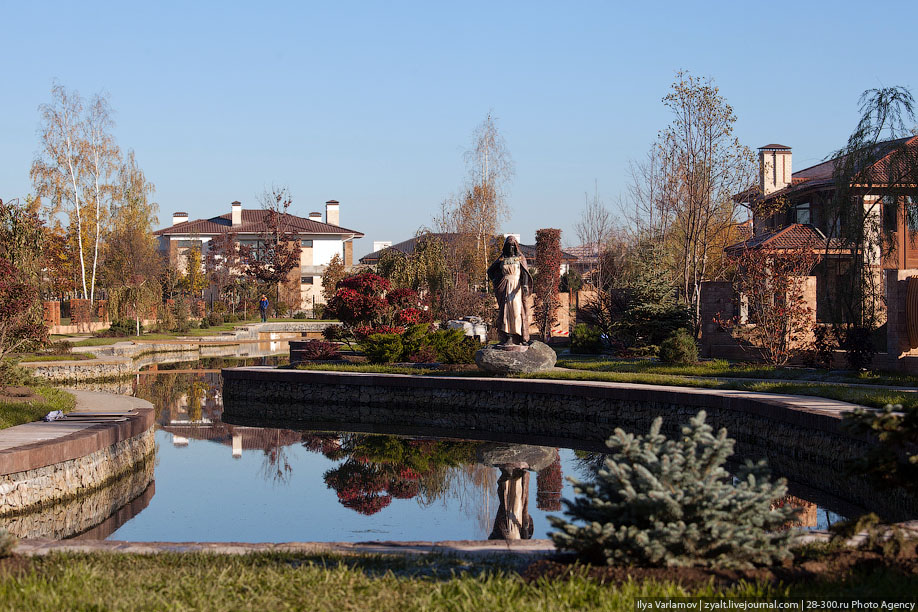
[1,1,916,256]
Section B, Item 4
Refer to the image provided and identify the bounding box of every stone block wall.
[222,368,917,521]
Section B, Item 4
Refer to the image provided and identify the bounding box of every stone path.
[14,538,557,559]
[0,390,148,470]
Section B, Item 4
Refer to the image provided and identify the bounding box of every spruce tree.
[549,411,798,568]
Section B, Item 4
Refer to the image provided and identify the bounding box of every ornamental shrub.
[571,324,603,354]
[427,328,479,364]
[549,411,798,568]
[658,328,697,365]
[296,340,341,361]
[100,319,140,337]
[361,333,404,364]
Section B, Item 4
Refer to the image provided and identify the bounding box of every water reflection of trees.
[314,434,480,515]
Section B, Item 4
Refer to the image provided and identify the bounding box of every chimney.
[231,201,242,226]
[309,212,322,222]
[373,241,392,252]
[325,200,340,226]
[172,212,188,226]
[758,144,792,195]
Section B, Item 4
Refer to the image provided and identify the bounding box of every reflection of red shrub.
[536,452,563,512]
[387,479,420,499]
[342,494,392,515]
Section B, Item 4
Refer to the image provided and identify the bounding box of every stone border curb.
[0,391,154,476]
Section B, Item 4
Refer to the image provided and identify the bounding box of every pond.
[6,364,863,542]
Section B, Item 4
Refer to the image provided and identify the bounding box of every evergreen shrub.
[571,324,603,354]
[658,328,697,365]
[549,411,798,568]
[100,320,139,337]
[427,329,479,364]
[361,333,403,364]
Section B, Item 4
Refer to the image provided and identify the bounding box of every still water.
[7,363,854,541]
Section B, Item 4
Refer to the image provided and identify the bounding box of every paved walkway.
[0,390,147,464]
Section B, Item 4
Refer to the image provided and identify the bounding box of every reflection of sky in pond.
[98,369,850,543]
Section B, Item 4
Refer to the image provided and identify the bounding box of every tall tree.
[435,113,515,289]
[204,230,243,312]
[533,228,562,340]
[241,186,302,314]
[821,87,918,359]
[321,253,347,302]
[31,84,119,306]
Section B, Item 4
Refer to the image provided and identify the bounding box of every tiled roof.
[724,223,832,254]
[359,232,578,265]
[154,209,364,237]
[738,136,918,204]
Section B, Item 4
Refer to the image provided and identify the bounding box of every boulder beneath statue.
[474,340,557,374]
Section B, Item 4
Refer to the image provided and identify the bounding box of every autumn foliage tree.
[241,187,302,315]
[0,256,46,362]
[533,228,562,340]
[720,246,818,365]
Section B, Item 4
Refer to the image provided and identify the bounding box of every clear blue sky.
[2,1,916,257]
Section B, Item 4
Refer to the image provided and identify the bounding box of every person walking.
[259,294,269,322]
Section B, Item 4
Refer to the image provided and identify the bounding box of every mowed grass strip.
[557,357,918,388]
[0,386,75,430]
[2,551,914,611]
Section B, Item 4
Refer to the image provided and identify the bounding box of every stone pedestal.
[474,340,557,374]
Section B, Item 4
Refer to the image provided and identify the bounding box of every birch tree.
[654,72,754,331]
[31,84,119,306]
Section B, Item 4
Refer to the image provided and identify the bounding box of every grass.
[0,386,75,430]
[520,369,918,411]
[14,353,96,362]
[0,551,913,610]
[288,361,915,411]
[557,356,918,387]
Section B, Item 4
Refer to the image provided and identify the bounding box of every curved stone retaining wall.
[0,393,155,516]
[222,368,918,521]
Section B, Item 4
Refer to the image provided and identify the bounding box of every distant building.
[154,200,364,308]
[360,232,578,275]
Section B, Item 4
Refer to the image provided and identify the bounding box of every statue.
[486,235,532,348]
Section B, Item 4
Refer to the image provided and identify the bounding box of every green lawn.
[290,361,916,411]
[14,353,96,362]
[0,386,75,430]
[557,356,918,387]
[0,551,913,610]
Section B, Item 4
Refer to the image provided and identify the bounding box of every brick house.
[700,137,918,368]
[154,200,363,310]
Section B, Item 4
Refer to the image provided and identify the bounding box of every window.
[301,276,314,285]
[883,196,898,232]
[907,197,918,232]
[794,203,810,225]
[177,240,203,249]
[301,239,313,248]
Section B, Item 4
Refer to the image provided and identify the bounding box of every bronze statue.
[486,235,533,347]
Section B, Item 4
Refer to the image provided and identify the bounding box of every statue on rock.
[476,235,557,373]
[487,235,532,350]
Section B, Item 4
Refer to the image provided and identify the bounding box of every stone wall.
[222,368,917,521]
[0,461,154,540]
[0,428,155,516]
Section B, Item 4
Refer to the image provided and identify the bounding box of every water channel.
[2,349,872,542]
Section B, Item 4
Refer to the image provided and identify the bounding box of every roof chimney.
[325,200,340,226]
[172,212,188,226]
[309,212,322,222]
[758,145,792,195]
[231,201,242,226]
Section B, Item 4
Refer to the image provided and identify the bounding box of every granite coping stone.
[15,538,557,558]
[222,367,864,437]
[0,390,154,475]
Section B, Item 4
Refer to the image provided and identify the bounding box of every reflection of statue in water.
[489,466,534,540]
[487,235,533,347]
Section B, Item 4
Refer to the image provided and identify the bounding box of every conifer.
[549,411,798,568]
